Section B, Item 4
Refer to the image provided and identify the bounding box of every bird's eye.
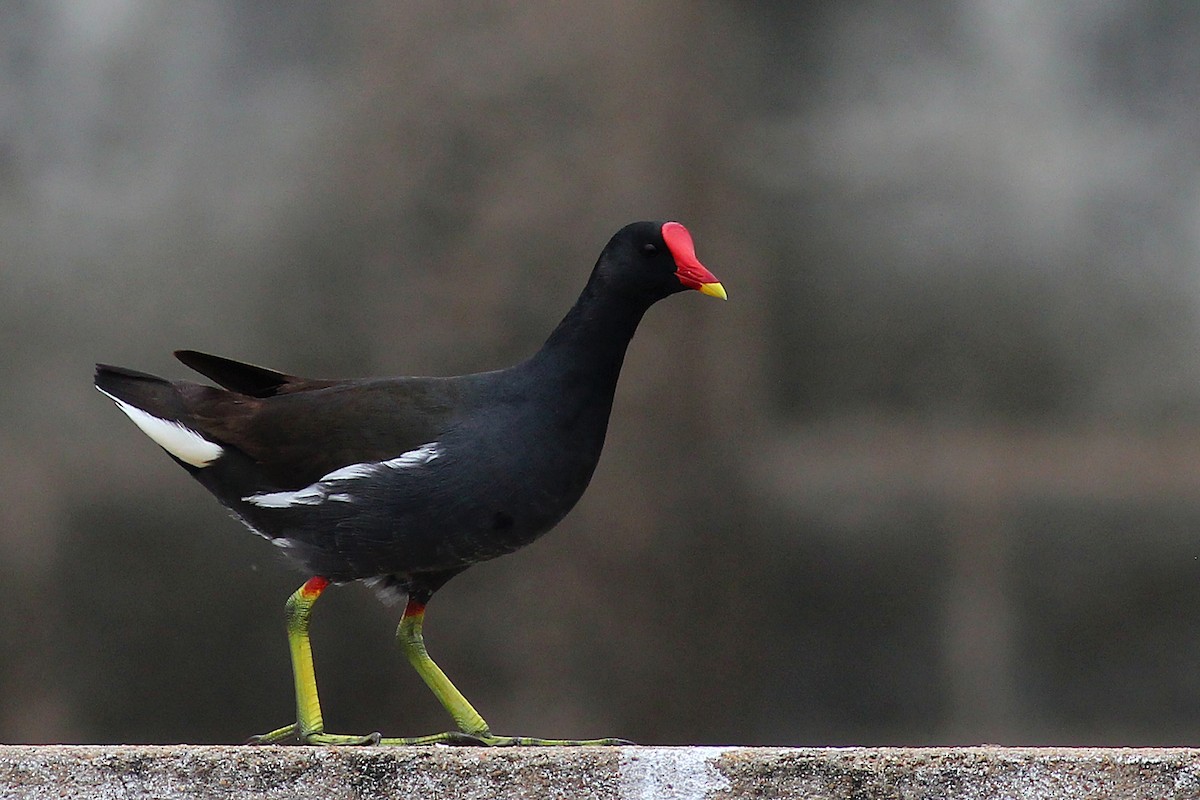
[642,243,659,255]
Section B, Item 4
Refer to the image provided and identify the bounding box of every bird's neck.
[530,280,650,395]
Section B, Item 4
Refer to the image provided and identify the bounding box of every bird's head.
[596,220,726,304]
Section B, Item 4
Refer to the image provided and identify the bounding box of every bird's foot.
[247,723,631,747]
[245,723,382,746]
[473,734,633,746]
[378,732,633,747]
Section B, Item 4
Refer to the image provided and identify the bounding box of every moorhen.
[95,220,725,745]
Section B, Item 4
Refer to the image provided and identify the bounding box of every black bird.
[95,220,725,746]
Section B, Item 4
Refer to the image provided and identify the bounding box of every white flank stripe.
[320,462,381,482]
[98,387,223,467]
[243,442,442,509]
[382,442,441,469]
[247,486,325,508]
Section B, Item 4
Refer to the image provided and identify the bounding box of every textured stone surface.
[1,745,1198,799]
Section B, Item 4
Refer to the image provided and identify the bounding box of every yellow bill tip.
[698,281,727,301]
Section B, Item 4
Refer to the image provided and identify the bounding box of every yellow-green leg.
[248,578,629,746]
[248,577,382,745]
[379,596,630,746]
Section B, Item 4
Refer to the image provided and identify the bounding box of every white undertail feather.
[363,576,407,606]
[243,442,443,509]
[97,387,223,467]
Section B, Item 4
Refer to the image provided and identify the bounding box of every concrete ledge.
[2,745,1199,799]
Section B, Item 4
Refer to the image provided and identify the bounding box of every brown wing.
[184,375,466,489]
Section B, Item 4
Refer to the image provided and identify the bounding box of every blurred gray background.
[3,1,1200,746]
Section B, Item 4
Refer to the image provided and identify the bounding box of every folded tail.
[94,364,225,468]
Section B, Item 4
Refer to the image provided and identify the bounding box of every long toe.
[469,734,634,747]
[305,731,384,746]
[376,731,490,746]
[245,724,299,745]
